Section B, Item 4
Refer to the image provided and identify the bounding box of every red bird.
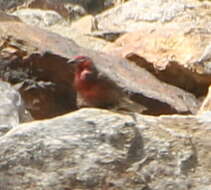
[68,56,146,113]
[68,56,121,108]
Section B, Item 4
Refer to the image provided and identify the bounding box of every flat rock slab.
[105,24,211,96]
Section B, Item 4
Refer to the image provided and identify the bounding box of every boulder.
[0,108,211,189]
[105,24,211,96]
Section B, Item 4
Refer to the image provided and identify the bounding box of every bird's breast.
[75,79,118,107]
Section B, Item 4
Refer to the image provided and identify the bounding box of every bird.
[68,56,121,108]
[68,56,146,113]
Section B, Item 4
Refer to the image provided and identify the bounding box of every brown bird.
[68,56,146,112]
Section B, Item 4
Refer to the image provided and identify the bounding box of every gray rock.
[0,81,27,135]
[0,109,211,189]
[0,108,142,189]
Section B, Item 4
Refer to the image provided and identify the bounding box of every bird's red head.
[69,56,97,87]
[68,56,95,75]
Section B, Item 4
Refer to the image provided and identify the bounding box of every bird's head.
[68,56,93,71]
[68,56,97,82]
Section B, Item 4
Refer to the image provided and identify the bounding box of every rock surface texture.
[0,109,211,189]
[0,81,30,137]
[0,0,211,189]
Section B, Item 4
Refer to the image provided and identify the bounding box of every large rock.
[105,24,211,96]
[0,108,211,189]
[100,0,211,97]
[0,109,142,190]
[0,13,199,117]
[0,15,78,119]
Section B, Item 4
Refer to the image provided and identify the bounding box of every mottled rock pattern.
[100,0,211,97]
[0,109,142,190]
[105,24,211,96]
[0,1,210,190]
[0,81,31,137]
[0,108,211,189]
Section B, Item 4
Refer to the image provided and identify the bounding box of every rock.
[0,15,79,119]
[70,15,97,34]
[0,108,142,189]
[88,53,199,115]
[70,15,126,42]
[47,15,112,51]
[198,85,211,114]
[48,24,112,51]
[0,81,31,137]
[0,13,199,117]
[0,50,78,120]
[0,10,20,22]
[0,108,211,189]
[64,2,86,19]
[105,24,211,97]
[11,0,103,19]
[12,8,64,27]
[95,0,211,33]
[98,0,211,97]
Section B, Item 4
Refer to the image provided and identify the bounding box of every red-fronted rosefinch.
[68,56,145,112]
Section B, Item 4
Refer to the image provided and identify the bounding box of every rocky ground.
[0,0,211,189]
